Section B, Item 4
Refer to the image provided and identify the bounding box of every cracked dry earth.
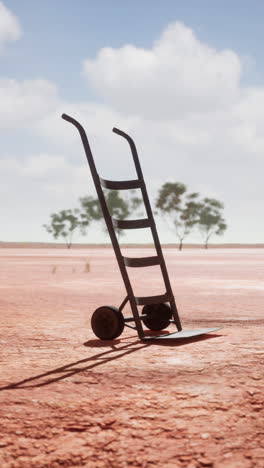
[0,247,263,468]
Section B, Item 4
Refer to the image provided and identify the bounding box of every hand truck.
[62,113,220,341]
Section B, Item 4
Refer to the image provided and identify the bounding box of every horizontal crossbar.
[135,293,171,306]
[124,323,137,330]
[123,256,160,268]
[124,315,147,323]
[100,177,141,190]
[112,218,151,230]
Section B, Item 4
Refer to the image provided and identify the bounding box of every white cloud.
[0,154,96,242]
[0,153,89,196]
[1,20,264,243]
[83,22,241,119]
[0,5,60,130]
[0,78,60,128]
[0,1,22,51]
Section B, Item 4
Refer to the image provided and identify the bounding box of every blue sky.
[4,0,264,91]
[1,1,264,243]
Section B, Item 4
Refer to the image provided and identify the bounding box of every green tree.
[79,190,142,239]
[155,182,201,250]
[78,195,102,229]
[198,198,227,248]
[43,209,81,249]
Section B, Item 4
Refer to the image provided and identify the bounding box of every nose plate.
[142,327,222,340]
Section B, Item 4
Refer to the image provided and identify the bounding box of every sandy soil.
[0,247,263,468]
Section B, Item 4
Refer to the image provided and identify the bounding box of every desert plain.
[0,246,263,468]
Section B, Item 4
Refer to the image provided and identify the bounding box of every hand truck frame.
[62,113,220,341]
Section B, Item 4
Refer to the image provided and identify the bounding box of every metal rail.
[61,114,182,338]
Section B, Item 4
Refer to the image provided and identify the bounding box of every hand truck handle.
[61,113,98,177]
[112,127,144,181]
[62,113,81,127]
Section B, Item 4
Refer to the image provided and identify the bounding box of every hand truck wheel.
[142,303,172,331]
[91,306,124,340]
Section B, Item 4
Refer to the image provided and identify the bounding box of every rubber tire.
[142,303,172,331]
[91,306,124,340]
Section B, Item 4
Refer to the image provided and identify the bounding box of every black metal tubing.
[112,127,182,331]
[118,295,129,312]
[100,177,141,190]
[61,114,145,339]
[112,128,145,180]
[124,323,137,330]
[123,256,160,268]
[124,315,147,323]
[62,114,182,338]
[135,293,172,306]
[112,218,150,230]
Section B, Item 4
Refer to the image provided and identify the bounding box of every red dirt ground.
[0,247,263,468]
